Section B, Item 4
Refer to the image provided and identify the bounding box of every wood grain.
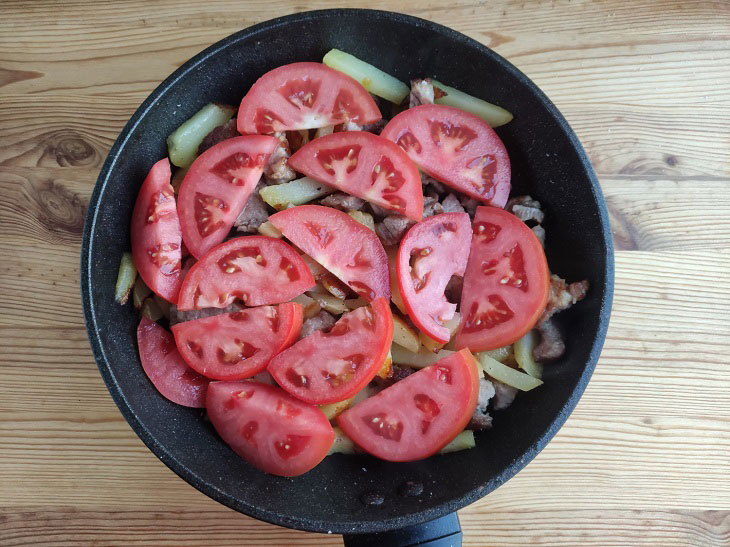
[1,1,729,545]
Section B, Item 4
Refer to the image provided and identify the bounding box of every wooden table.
[2,1,729,545]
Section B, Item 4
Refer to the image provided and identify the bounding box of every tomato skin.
[288,131,424,221]
[397,213,472,343]
[269,205,390,302]
[206,381,335,477]
[131,158,183,303]
[237,62,381,134]
[337,349,480,462]
[381,104,511,207]
[177,135,278,259]
[137,317,210,407]
[176,236,315,311]
[268,298,393,404]
[455,206,550,352]
[172,302,303,381]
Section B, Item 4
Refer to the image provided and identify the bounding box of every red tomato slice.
[397,213,472,343]
[176,236,315,311]
[337,349,480,462]
[268,298,393,404]
[137,317,210,407]
[131,158,182,302]
[237,62,381,134]
[206,380,334,477]
[455,206,549,351]
[172,303,302,381]
[381,104,511,207]
[269,205,390,301]
[288,131,423,221]
[177,135,278,259]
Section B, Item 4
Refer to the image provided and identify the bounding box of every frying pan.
[81,9,614,545]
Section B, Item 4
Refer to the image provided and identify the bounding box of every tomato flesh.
[137,317,210,407]
[455,206,550,351]
[381,104,511,207]
[131,158,183,303]
[288,131,423,221]
[397,213,472,343]
[172,302,302,381]
[206,381,334,477]
[177,135,278,258]
[337,349,480,462]
[269,205,390,301]
[237,62,381,134]
[268,298,393,404]
[176,236,315,310]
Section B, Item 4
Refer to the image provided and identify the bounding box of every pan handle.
[342,512,462,547]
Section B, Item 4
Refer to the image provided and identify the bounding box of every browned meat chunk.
[506,195,545,225]
[441,193,466,213]
[420,171,446,194]
[458,195,479,217]
[468,377,496,430]
[375,215,415,246]
[539,274,590,323]
[320,192,366,211]
[264,132,296,184]
[197,119,239,155]
[491,379,518,410]
[360,119,387,135]
[422,196,444,218]
[445,275,463,304]
[373,365,415,388]
[368,202,392,219]
[286,130,310,153]
[299,310,336,339]
[169,303,243,326]
[234,180,269,233]
[533,318,566,362]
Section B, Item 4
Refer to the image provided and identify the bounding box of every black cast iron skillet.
[81,9,613,545]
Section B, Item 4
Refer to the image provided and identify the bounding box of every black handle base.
[342,513,462,547]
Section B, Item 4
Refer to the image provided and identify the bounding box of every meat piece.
[320,192,366,211]
[441,193,466,213]
[506,195,545,225]
[539,274,590,323]
[410,78,435,108]
[286,129,310,153]
[197,119,240,155]
[299,310,336,339]
[445,275,463,304]
[264,131,296,184]
[420,171,446,194]
[458,195,479,217]
[491,379,518,410]
[422,196,444,218]
[234,181,269,233]
[360,119,387,135]
[373,365,415,389]
[532,224,546,247]
[368,202,392,219]
[375,215,415,246]
[533,318,565,362]
[468,377,496,430]
[169,303,243,326]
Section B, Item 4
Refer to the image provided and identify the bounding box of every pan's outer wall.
[81,9,613,535]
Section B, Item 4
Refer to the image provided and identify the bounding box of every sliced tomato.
[177,135,278,258]
[337,349,479,462]
[381,104,511,207]
[137,317,210,407]
[288,131,423,221]
[172,302,302,381]
[131,158,182,302]
[269,205,390,301]
[176,236,315,310]
[455,206,549,351]
[206,380,334,477]
[237,62,381,134]
[268,298,393,404]
[397,213,472,343]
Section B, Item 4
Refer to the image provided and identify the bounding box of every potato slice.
[432,80,513,128]
[514,330,543,379]
[348,210,375,232]
[419,312,461,353]
[327,426,357,455]
[257,221,282,238]
[300,253,328,278]
[392,314,420,353]
[377,349,393,380]
[476,353,543,391]
[114,252,137,305]
[167,103,235,168]
[481,344,514,364]
[320,399,354,421]
[291,293,321,319]
[320,273,350,299]
[439,430,475,454]
[323,49,410,104]
[306,291,349,315]
[391,345,455,369]
[259,176,335,210]
[385,246,408,314]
